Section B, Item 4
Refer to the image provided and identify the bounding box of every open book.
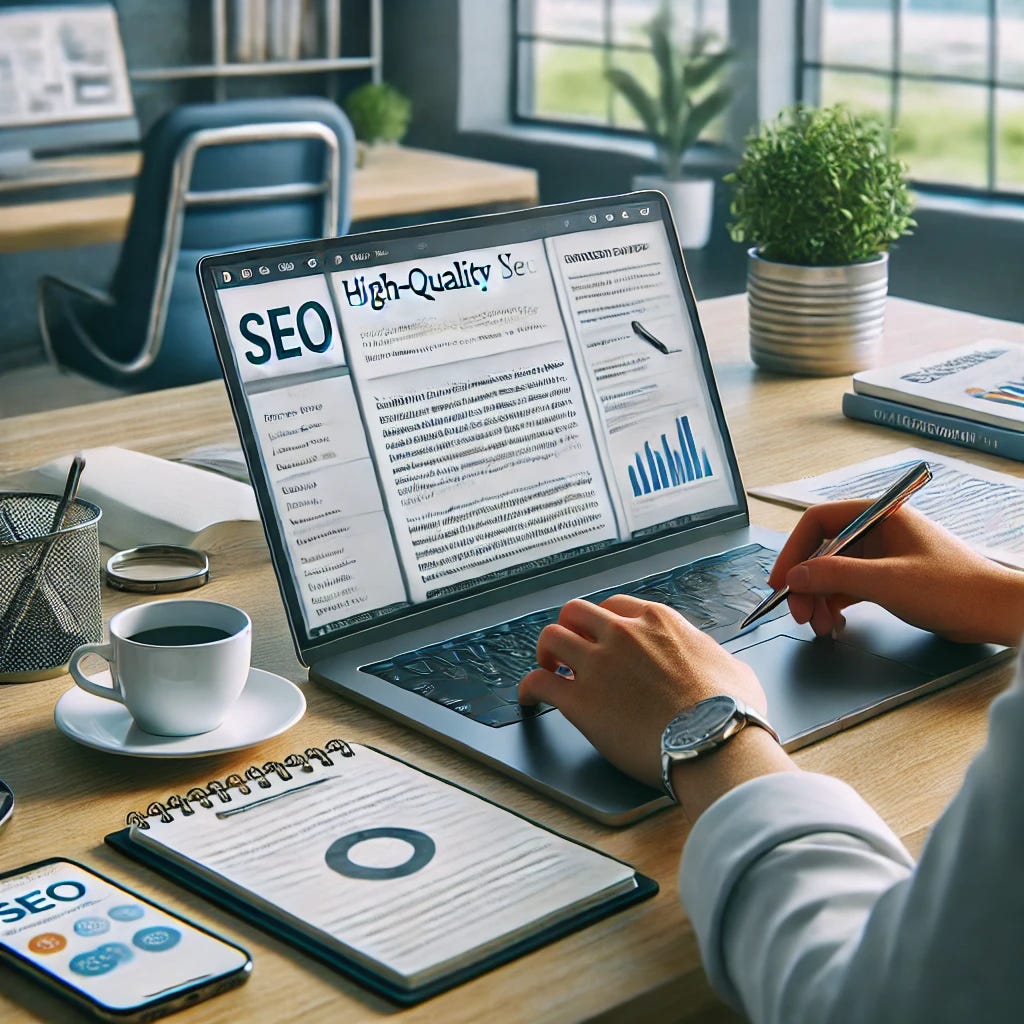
[105,740,655,1004]
[3,446,260,551]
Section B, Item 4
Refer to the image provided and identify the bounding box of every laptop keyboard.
[361,542,787,728]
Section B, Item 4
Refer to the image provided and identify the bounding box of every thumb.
[787,555,894,605]
[518,667,575,711]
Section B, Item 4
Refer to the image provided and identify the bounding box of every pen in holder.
[0,486,103,682]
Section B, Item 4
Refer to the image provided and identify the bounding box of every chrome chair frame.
[39,120,341,378]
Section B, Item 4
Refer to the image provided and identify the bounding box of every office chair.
[39,96,355,391]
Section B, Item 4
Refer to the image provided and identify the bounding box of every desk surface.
[2,294,1023,1024]
[0,146,539,254]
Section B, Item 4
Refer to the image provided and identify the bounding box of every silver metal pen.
[740,460,933,630]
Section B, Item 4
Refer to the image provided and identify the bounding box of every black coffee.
[128,625,232,647]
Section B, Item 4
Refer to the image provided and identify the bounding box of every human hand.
[771,500,1024,646]
[517,594,769,791]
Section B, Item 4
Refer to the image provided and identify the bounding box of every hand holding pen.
[742,461,933,630]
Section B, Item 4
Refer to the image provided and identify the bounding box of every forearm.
[670,726,796,825]
[965,562,1024,648]
[681,662,1024,1024]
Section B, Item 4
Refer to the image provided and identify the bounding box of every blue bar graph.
[627,416,713,497]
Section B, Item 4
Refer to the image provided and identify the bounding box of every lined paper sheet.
[131,745,636,987]
[749,446,1024,569]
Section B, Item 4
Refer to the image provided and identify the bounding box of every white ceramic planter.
[746,248,889,377]
[632,175,715,250]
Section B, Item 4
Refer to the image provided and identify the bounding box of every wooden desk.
[0,147,539,254]
[2,295,1022,1024]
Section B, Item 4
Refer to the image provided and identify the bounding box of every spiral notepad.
[105,740,656,1005]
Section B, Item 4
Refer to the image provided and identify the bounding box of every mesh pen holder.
[0,492,103,682]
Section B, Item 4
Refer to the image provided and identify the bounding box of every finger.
[599,593,651,617]
[809,595,838,637]
[769,500,875,588]
[556,597,625,642]
[786,554,894,607]
[535,623,593,674]
[787,591,814,625]
[518,666,583,714]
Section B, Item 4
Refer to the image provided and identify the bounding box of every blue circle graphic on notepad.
[325,827,435,880]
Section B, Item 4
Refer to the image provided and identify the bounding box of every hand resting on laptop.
[519,504,1024,1024]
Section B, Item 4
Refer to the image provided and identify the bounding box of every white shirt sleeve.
[680,655,1024,1024]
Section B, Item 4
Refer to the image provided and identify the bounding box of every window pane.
[611,0,660,47]
[520,0,605,42]
[522,41,610,123]
[897,80,988,188]
[818,69,893,121]
[997,87,1024,189]
[998,0,1024,84]
[820,0,893,71]
[611,0,729,48]
[901,1,989,79]
[607,48,657,129]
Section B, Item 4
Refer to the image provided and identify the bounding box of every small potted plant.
[726,103,915,376]
[606,3,733,249]
[343,81,412,165]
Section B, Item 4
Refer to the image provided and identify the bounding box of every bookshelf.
[128,0,381,102]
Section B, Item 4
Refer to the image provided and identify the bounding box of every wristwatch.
[660,695,780,802]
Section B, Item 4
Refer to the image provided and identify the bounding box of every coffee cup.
[68,599,252,736]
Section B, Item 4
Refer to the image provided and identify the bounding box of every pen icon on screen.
[631,320,670,355]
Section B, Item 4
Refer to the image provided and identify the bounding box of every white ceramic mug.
[68,600,252,736]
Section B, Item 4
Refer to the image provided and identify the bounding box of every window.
[800,0,1024,197]
[514,0,731,140]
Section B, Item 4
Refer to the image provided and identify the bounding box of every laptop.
[198,192,1006,824]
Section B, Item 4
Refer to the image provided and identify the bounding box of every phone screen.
[0,859,251,1017]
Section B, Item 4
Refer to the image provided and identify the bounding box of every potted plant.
[726,103,915,376]
[606,4,733,249]
[343,81,412,166]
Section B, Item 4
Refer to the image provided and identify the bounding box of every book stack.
[843,340,1024,462]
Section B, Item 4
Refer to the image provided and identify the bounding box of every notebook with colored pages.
[105,740,656,1005]
[196,192,1007,825]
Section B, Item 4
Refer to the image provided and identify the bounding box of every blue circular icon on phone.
[109,904,144,922]
[69,950,118,977]
[97,942,134,964]
[74,917,110,937]
[132,926,181,952]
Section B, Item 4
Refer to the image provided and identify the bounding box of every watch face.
[663,695,738,752]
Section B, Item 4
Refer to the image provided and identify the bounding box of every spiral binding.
[126,739,355,829]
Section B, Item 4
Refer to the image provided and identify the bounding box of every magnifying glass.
[105,545,210,594]
[0,779,13,829]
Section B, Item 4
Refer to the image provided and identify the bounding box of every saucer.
[54,668,306,758]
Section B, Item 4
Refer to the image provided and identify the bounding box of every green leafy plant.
[605,5,733,181]
[725,103,916,265]
[343,82,412,145]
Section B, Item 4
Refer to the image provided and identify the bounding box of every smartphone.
[0,858,252,1022]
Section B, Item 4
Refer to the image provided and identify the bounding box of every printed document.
[749,446,1024,569]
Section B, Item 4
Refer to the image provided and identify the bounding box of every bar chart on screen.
[627,416,713,497]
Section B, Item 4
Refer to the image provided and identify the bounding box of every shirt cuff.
[680,771,913,1003]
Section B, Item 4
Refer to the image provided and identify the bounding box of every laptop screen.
[199,192,745,657]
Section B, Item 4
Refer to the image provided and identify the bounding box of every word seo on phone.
[0,858,251,1021]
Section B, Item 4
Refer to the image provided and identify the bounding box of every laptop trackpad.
[732,634,931,746]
